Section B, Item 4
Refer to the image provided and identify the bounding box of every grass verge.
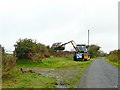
[2,56,93,88]
[105,57,120,68]
[62,58,94,88]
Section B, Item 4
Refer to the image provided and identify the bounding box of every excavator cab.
[76,44,87,53]
[74,44,90,61]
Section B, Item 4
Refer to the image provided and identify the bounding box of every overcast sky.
[0,0,119,53]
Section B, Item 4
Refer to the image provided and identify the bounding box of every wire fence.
[5,50,13,54]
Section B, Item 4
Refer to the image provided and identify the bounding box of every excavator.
[51,40,90,61]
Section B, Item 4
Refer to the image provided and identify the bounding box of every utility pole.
[88,30,89,46]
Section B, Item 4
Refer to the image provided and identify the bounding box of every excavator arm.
[51,40,80,52]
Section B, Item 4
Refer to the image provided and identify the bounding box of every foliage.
[0,45,16,76]
[14,38,51,60]
[99,50,107,57]
[88,44,101,58]
[14,38,74,61]
[106,49,120,63]
[52,51,73,59]
[14,38,37,59]
[2,54,16,76]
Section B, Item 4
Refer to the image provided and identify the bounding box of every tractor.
[51,40,90,61]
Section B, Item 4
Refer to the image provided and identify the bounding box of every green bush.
[88,44,101,58]
[14,38,51,60]
[14,38,37,59]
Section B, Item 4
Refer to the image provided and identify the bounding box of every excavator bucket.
[51,40,76,51]
[51,42,65,50]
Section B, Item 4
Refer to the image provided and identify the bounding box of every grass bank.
[3,56,93,88]
[105,50,120,67]
[105,57,120,68]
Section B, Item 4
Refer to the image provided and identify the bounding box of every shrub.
[52,51,73,58]
[88,44,101,58]
[14,38,37,59]
[106,50,120,63]
[14,38,51,60]
[2,54,16,76]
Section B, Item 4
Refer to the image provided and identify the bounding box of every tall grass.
[2,54,16,76]
[106,50,120,67]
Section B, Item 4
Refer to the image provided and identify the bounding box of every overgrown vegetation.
[2,54,16,76]
[106,49,120,67]
[14,38,51,60]
[88,44,101,58]
[0,45,16,77]
[1,38,73,77]
[1,38,95,88]
[2,57,92,88]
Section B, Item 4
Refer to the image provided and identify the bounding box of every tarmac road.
[77,57,118,88]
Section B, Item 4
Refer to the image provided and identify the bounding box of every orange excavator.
[51,40,90,61]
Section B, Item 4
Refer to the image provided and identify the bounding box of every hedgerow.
[14,38,51,60]
[106,50,120,63]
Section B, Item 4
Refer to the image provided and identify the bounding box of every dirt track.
[77,57,118,88]
[23,67,81,88]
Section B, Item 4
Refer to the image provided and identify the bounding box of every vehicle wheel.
[84,59,87,61]
[74,52,78,61]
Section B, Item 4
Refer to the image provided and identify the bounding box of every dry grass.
[2,54,16,76]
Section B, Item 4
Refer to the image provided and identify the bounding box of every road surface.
[78,57,118,88]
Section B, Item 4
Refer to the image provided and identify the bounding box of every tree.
[99,50,106,57]
[14,38,51,60]
[88,44,101,58]
[14,38,37,59]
